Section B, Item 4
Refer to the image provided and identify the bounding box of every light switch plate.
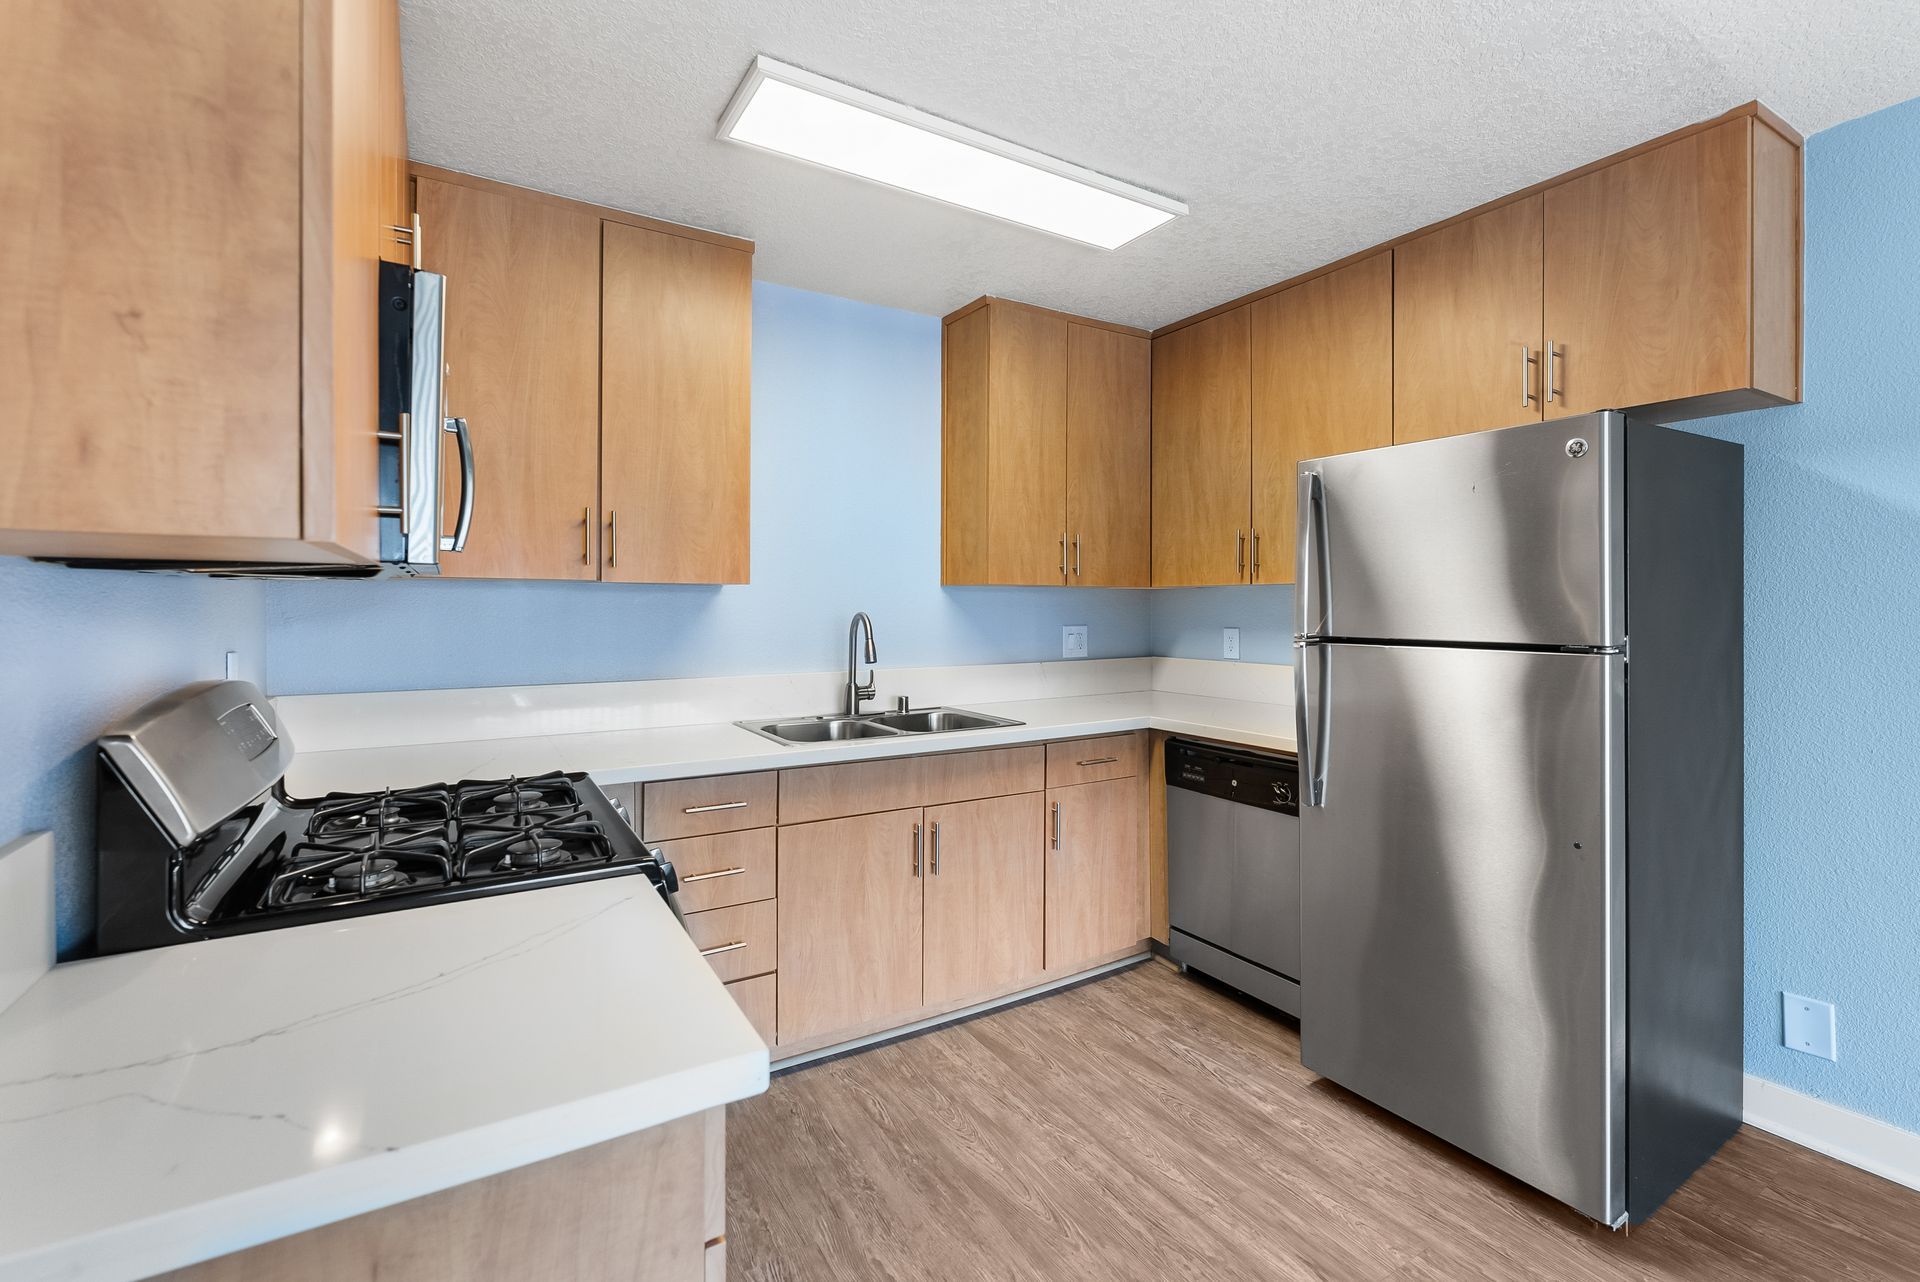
[1222,628,1240,660]
[1062,625,1089,659]
[224,651,241,681]
[1783,992,1837,1060]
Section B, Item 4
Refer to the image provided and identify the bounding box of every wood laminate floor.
[729,961,1920,1281]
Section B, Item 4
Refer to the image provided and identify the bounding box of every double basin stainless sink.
[735,706,1023,746]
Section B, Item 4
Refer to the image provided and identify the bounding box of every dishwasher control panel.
[1166,740,1297,814]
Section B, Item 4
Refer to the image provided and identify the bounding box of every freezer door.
[1298,641,1625,1224]
[1296,413,1624,648]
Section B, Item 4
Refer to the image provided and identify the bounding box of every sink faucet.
[846,612,878,716]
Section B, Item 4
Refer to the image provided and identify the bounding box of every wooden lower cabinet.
[725,974,776,1046]
[1046,778,1146,973]
[922,793,1045,1006]
[776,809,924,1046]
[160,1108,722,1281]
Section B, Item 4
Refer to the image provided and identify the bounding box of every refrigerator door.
[1297,640,1625,1224]
[1296,413,1624,648]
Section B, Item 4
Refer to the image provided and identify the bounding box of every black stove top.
[95,767,673,955]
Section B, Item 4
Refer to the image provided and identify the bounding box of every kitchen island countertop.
[0,877,765,1282]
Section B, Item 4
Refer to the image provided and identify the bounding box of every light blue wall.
[1689,95,1920,1134]
[1148,585,1296,664]
[0,282,1146,956]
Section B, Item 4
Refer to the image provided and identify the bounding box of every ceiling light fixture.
[717,56,1186,251]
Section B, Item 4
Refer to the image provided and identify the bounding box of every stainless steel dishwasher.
[1166,739,1301,1016]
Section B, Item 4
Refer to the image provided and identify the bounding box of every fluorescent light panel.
[718,57,1185,250]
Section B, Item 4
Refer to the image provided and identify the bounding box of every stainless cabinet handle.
[608,509,618,568]
[1545,339,1561,404]
[698,940,747,958]
[682,801,748,815]
[1072,534,1081,577]
[681,866,746,883]
[1521,344,1537,408]
[1252,528,1261,580]
[1075,756,1118,767]
[1237,530,1246,577]
[931,821,941,875]
[440,417,474,553]
[913,822,922,877]
[582,505,591,565]
[1059,533,1068,577]
[1051,801,1061,851]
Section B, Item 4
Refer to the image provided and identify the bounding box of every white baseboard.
[1744,1073,1920,1193]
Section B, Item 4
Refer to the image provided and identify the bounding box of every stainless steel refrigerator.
[1293,411,1743,1226]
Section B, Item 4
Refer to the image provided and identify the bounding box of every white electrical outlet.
[224,651,241,681]
[1783,992,1837,1060]
[1222,628,1240,660]
[1062,625,1089,659]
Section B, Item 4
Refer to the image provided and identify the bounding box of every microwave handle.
[441,417,474,553]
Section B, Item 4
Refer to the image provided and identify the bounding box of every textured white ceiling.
[401,0,1920,330]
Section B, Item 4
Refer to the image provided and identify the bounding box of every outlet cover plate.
[1062,625,1089,659]
[1222,627,1240,660]
[1783,992,1837,1060]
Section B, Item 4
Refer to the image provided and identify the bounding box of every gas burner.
[497,834,570,870]
[326,857,404,894]
[489,787,550,813]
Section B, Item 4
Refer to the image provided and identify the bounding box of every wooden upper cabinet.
[601,222,753,584]
[942,299,1147,587]
[416,176,601,580]
[1152,307,1252,586]
[986,305,1069,586]
[1544,114,1801,419]
[1394,195,1545,444]
[0,0,404,565]
[922,793,1045,1007]
[1250,252,1394,585]
[1065,324,1151,587]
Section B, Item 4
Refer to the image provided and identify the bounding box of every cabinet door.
[1394,196,1544,443]
[776,809,924,1045]
[0,0,303,556]
[986,306,1069,585]
[417,176,602,579]
[1543,117,1755,418]
[923,793,1045,1006]
[1066,324,1150,587]
[601,223,753,584]
[1046,778,1145,973]
[1151,307,1252,586]
[308,0,411,563]
[1250,252,1393,585]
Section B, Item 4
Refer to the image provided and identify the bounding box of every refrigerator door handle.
[1296,470,1330,638]
[1294,641,1333,807]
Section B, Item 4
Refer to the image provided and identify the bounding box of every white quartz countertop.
[0,880,768,1282]
[286,689,1298,797]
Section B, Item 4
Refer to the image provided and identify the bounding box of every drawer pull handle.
[699,940,748,958]
[1076,756,1119,767]
[683,801,749,814]
[682,866,746,883]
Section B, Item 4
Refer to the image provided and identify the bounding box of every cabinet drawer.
[685,899,777,982]
[725,973,776,1046]
[660,827,775,913]
[1046,733,1143,786]
[644,772,777,841]
[778,745,1044,825]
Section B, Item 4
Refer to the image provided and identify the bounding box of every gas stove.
[93,683,677,955]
